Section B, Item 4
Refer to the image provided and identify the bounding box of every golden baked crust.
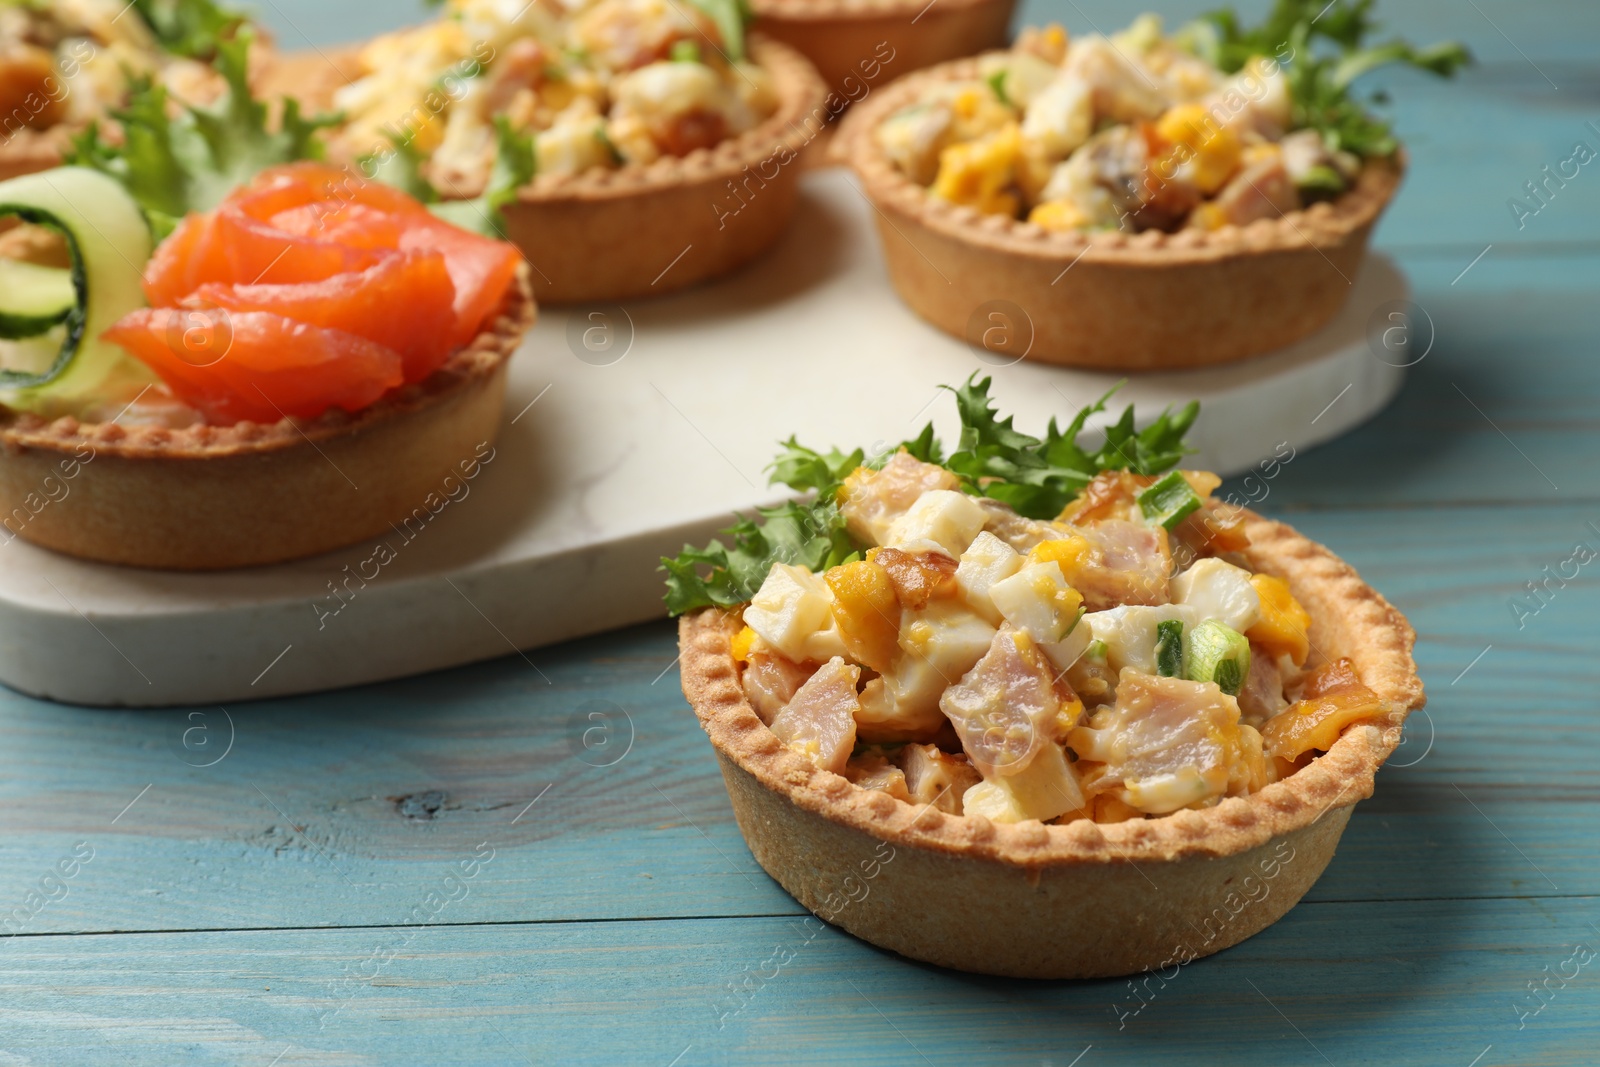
[264,36,829,304]
[749,0,1014,99]
[837,54,1404,370]
[0,267,535,570]
[678,511,1423,976]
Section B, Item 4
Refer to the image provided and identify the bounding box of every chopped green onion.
[1085,639,1108,663]
[670,39,701,63]
[1297,164,1347,197]
[986,70,1011,106]
[1155,619,1185,678]
[1138,470,1203,530]
[1185,620,1250,696]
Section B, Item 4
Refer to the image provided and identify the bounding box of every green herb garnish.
[356,115,535,238]
[132,0,246,59]
[683,0,752,63]
[1187,0,1470,156]
[661,375,1199,615]
[67,29,336,237]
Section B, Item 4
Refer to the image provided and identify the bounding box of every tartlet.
[838,10,1464,369]
[0,267,532,570]
[667,381,1423,977]
[748,0,1014,99]
[263,4,830,304]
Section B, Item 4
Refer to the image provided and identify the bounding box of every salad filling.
[330,0,779,191]
[665,378,1399,824]
[0,0,244,139]
[873,2,1466,233]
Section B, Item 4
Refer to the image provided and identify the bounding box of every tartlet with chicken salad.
[747,0,1013,103]
[838,3,1469,369]
[668,377,1422,978]
[0,0,253,181]
[266,0,828,303]
[0,48,533,570]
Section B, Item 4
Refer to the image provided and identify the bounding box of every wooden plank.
[1,898,1596,1064]
[1,499,1595,934]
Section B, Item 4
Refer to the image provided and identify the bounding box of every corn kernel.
[931,123,1022,217]
[729,626,756,663]
[1027,199,1091,232]
[1155,103,1242,195]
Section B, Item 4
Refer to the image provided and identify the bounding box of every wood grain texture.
[4,0,1597,1063]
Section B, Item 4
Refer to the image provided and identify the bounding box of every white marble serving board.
[0,168,1408,707]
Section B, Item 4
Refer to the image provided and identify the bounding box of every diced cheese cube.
[744,564,846,664]
[960,740,1085,823]
[886,489,989,557]
[1082,604,1200,676]
[956,531,1023,624]
[897,601,997,685]
[987,562,1083,644]
[1170,558,1261,633]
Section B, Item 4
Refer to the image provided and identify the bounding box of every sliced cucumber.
[0,259,76,339]
[0,168,152,406]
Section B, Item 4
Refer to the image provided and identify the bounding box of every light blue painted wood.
[1,899,1597,1065]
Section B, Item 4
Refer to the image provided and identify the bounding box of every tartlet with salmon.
[667,378,1423,977]
[267,0,829,303]
[0,44,534,570]
[838,3,1468,368]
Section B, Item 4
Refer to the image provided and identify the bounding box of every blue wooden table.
[3,2,1597,1063]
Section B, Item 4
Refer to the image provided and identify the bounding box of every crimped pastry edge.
[0,265,535,461]
[836,52,1404,264]
[679,510,1424,867]
[750,0,1002,21]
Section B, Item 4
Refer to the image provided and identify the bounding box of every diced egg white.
[1020,74,1094,161]
[1170,558,1261,633]
[897,601,997,684]
[960,740,1085,823]
[955,530,1023,625]
[535,117,613,175]
[744,564,846,664]
[987,561,1080,644]
[886,489,989,557]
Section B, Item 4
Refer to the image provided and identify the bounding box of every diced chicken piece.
[611,61,732,155]
[977,498,1059,552]
[1188,154,1300,230]
[988,562,1083,644]
[741,650,815,725]
[1068,519,1172,610]
[1067,670,1245,814]
[894,743,981,814]
[1261,658,1392,763]
[744,564,847,665]
[840,452,959,547]
[769,657,860,774]
[856,659,950,742]
[962,738,1085,823]
[0,44,67,130]
[844,751,912,802]
[872,547,959,610]
[1062,34,1169,125]
[897,600,997,684]
[886,489,989,557]
[1020,73,1094,161]
[1083,604,1199,676]
[1057,470,1152,525]
[940,628,1066,776]
[1236,643,1288,728]
[876,102,956,185]
[955,530,1023,625]
[1170,558,1261,633]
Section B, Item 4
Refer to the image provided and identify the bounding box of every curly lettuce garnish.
[1184,0,1471,157]
[67,30,335,238]
[131,0,247,59]
[359,118,536,239]
[661,376,1198,615]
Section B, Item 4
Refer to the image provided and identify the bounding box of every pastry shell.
[0,267,535,571]
[838,54,1404,370]
[750,0,1014,100]
[263,35,830,304]
[678,511,1423,978]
